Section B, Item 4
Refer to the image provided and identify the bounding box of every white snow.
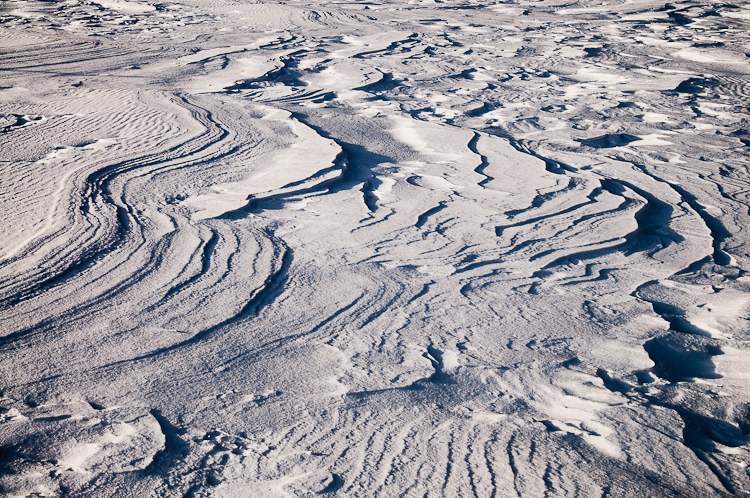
[1,0,750,496]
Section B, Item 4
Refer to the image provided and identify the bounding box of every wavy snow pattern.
[1,0,750,496]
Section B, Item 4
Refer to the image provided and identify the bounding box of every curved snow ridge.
[2,0,750,495]
[0,95,288,364]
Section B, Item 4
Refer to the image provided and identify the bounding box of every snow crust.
[1,0,750,495]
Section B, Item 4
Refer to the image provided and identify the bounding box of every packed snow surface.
[1,0,750,495]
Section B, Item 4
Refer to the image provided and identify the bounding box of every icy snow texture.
[1,0,750,495]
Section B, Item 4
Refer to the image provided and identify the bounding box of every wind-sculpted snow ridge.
[2,0,750,496]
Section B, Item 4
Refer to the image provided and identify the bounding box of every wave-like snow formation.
[2,0,750,495]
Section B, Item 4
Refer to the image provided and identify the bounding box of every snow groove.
[2,0,750,496]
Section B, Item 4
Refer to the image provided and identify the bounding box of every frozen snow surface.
[1,0,750,495]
